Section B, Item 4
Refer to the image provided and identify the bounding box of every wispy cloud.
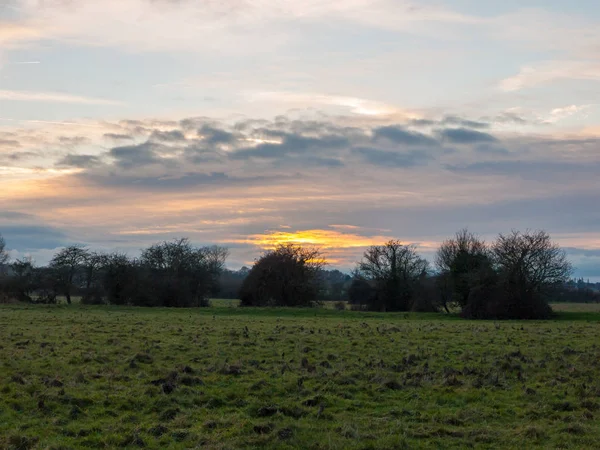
[546,105,593,123]
[246,91,412,117]
[0,22,41,44]
[0,90,123,105]
[499,61,600,92]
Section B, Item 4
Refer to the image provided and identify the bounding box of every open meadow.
[1,304,600,449]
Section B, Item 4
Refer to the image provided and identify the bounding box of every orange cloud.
[229,227,442,266]
[237,228,392,249]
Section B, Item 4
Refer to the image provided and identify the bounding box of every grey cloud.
[150,129,186,142]
[373,126,439,146]
[353,147,432,168]
[408,117,490,129]
[232,118,270,132]
[3,151,40,161]
[0,139,21,148]
[231,133,349,159]
[438,128,498,144]
[475,144,511,155]
[408,119,437,127]
[180,117,214,131]
[198,124,237,145]
[58,136,89,146]
[183,144,224,164]
[441,116,490,129]
[445,160,600,181]
[273,156,345,169]
[0,224,68,250]
[104,133,134,141]
[109,142,164,169]
[491,112,528,125]
[57,154,103,168]
[0,211,36,221]
[83,171,289,191]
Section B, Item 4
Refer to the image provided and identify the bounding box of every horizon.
[1,0,600,281]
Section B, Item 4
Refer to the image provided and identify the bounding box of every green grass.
[1,304,600,449]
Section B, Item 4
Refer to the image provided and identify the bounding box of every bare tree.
[9,257,35,302]
[49,245,90,304]
[357,240,429,311]
[435,229,491,308]
[493,229,572,303]
[100,252,135,305]
[0,234,9,270]
[140,238,228,307]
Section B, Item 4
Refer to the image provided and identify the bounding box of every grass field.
[550,302,600,313]
[1,304,600,449]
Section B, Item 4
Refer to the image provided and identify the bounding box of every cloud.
[1,151,40,162]
[445,160,600,185]
[0,224,68,251]
[247,91,403,116]
[150,130,187,142]
[499,61,600,92]
[198,125,237,145]
[1,0,482,54]
[0,22,41,45]
[231,227,398,265]
[474,144,510,156]
[104,133,134,141]
[353,147,432,168]
[441,116,489,129]
[57,154,102,168]
[546,105,592,123]
[81,171,287,191]
[372,126,439,146]
[437,128,498,144]
[231,133,349,160]
[0,139,21,148]
[109,142,164,169]
[0,89,123,105]
[2,113,600,278]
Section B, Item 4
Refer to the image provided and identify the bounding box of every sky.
[1,0,599,280]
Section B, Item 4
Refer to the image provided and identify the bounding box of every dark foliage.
[437,229,572,319]
[0,237,227,308]
[356,240,429,311]
[239,244,325,307]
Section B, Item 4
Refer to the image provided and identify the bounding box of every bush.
[240,244,324,307]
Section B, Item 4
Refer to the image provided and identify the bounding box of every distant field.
[550,302,600,313]
[1,304,600,449]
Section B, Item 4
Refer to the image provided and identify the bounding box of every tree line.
[237,229,575,319]
[0,228,586,319]
[0,237,227,307]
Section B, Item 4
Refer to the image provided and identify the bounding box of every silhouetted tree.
[356,240,429,311]
[435,229,491,309]
[80,251,106,303]
[138,238,227,307]
[347,277,376,310]
[100,252,136,305]
[239,244,325,307]
[0,234,8,270]
[491,230,572,319]
[8,258,36,302]
[49,245,89,304]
